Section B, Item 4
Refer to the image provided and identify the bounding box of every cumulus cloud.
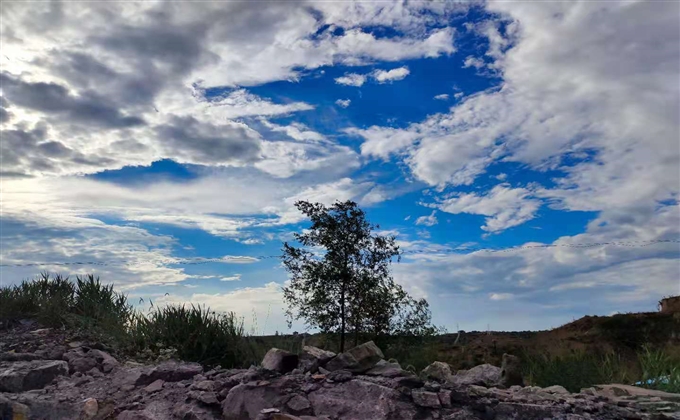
[415,211,439,227]
[434,94,449,100]
[335,99,351,108]
[434,185,541,233]
[392,204,680,330]
[0,1,458,178]
[220,274,242,282]
[372,66,410,83]
[335,73,367,87]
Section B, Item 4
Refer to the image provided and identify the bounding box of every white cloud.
[489,293,513,301]
[415,211,438,227]
[335,73,367,87]
[351,1,678,212]
[463,56,485,69]
[220,274,242,282]
[434,185,540,232]
[372,66,410,83]
[434,94,449,100]
[392,204,679,331]
[346,126,420,160]
[495,173,508,181]
[335,99,351,108]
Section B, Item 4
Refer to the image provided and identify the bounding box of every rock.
[261,348,299,374]
[365,360,406,377]
[498,353,523,388]
[542,385,569,395]
[144,379,164,393]
[287,394,312,412]
[298,346,336,373]
[0,360,68,392]
[412,389,441,408]
[326,370,352,383]
[189,390,220,405]
[62,347,119,374]
[325,341,384,373]
[438,389,452,408]
[82,398,98,419]
[190,380,216,391]
[222,382,288,420]
[0,352,43,362]
[117,410,155,420]
[447,364,501,387]
[308,379,418,420]
[421,361,452,383]
[135,361,203,385]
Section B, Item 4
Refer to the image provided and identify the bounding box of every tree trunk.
[340,286,346,353]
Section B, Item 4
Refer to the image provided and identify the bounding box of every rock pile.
[1,322,679,419]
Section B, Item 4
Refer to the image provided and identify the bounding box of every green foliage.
[597,313,677,349]
[638,345,680,393]
[282,200,439,352]
[128,304,259,368]
[523,350,632,392]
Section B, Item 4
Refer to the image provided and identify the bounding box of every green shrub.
[522,350,631,392]
[638,345,680,393]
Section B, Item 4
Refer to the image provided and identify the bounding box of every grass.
[0,273,297,368]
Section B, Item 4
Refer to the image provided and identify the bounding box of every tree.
[281,200,438,352]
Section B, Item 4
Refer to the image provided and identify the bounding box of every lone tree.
[282,200,437,352]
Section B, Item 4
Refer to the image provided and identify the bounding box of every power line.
[0,239,677,268]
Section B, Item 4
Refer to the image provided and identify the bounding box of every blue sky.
[1,1,678,334]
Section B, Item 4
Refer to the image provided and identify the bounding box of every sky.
[1,0,679,334]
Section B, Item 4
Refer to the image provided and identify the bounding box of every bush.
[128,304,259,368]
[638,345,680,393]
[522,350,632,392]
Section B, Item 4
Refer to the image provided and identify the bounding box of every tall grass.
[637,345,680,393]
[0,273,292,368]
[129,304,260,368]
[523,350,633,392]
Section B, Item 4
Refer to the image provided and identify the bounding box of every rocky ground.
[1,321,679,420]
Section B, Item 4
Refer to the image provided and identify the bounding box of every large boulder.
[498,353,523,388]
[307,379,418,420]
[261,348,299,374]
[0,360,68,392]
[325,341,384,373]
[298,346,336,373]
[447,364,502,388]
[420,361,452,383]
[365,360,407,378]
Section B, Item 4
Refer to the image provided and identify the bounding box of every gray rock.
[421,361,452,383]
[299,346,336,373]
[144,379,164,393]
[448,364,501,387]
[543,385,569,395]
[412,389,441,408]
[326,369,352,382]
[308,379,418,420]
[438,389,452,408]
[287,394,312,412]
[498,353,523,388]
[325,341,384,373]
[135,361,203,386]
[0,360,68,392]
[365,359,407,377]
[62,347,119,374]
[261,348,299,374]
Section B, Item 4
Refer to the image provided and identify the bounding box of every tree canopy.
[281,200,439,352]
